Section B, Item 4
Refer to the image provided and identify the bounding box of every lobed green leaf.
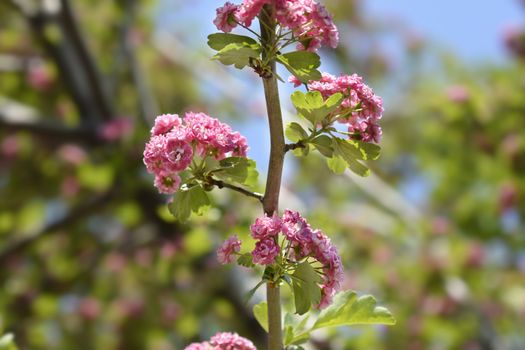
[214,157,259,189]
[285,122,308,143]
[168,185,210,222]
[292,262,322,315]
[276,51,322,83]
[212,42,261,69]
[207,33,257,51]
[313,290,396,330]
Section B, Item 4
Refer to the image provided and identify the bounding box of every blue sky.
[364,0,524,62]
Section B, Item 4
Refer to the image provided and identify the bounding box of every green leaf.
[168,185,210,222]
[253,302,269,332]
[290,91,343,126]
[310,135,333,157]
[276,51,322,83]
[326,156,347,174]
[212,43,261,69]
[283,313,311,346]
[292,262,322,315]
[332,138,371,177]
[285,122,308,143]
[214,157,259,189]
[207,33,257,51]
[292,143,310,157]
[237,252,255,268]
[356,140,381,160]
[312,291,396,330]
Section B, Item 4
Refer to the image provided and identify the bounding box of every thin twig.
[284,141,305,152]
[209,178,263,202]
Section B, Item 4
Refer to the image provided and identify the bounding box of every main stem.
[259,5,285,350]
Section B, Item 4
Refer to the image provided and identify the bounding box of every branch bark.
[259,5,284,350]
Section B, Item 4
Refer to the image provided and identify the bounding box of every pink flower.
[143,134,168,174]
[248,210,344,309]
[252,238,280,265]
[151,114,182,135]
[217,235,242,264]
[214,2,239,33]
[27,63,54,91]
[153,172,181,194]
[236,0,270,27]
[295,72,383,143]
[164,137,193,172]
[216,0,339,51]
[446,85,470,103]
[184,342,213,350]
[210,332,256,350]
[99,118,134,141]
[143,111,249,195]
[250,214,282,239]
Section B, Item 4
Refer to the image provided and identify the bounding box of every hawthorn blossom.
[210,332,256,350]
[153,172,181,194]
[183,332,255,350]
[213,2,239,32]
[214,0,339,51]
[217,235,242,264]
[249,209,344,308]
[250,214,282,239]
[296,72,384,143]
[252,238,280,265]
[143,112,249,195]
[151,114,182,136]
[184,342,213,350]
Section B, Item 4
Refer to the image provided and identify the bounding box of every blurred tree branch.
[0,190,114,264]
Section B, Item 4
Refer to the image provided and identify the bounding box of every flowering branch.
[259,4,285,350]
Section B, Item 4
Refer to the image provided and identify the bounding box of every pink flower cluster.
[250,210,344,308]
[143,113,248,194]
[217,235,242,264]
[290,73,384,143]
[214,0,339,51]
[184,332,256,350]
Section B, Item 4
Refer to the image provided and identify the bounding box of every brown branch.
[284,141,305,152]
[59,0,114,121]
[259,5,284,350]
[209,178,263,202]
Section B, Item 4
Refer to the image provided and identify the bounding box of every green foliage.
[213,157,259,189]
[291,262,322,315]
[207,33,258,51]
[285,122,308,143]
[313,291,396,329]
[237,253,255,268]
[290,91,342,126]
[282,291,395,346]
[253,302,269,332]
[276,51,322,83]
[168,185,210,222]
[208,33,261,70]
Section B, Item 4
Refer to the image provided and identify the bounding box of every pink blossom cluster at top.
[290,73,384,143]
[214,0,339,51]
[143,113,248,194]
[184,332,256,350]
[248,210,343,308]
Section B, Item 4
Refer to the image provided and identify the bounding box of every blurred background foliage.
[1,0,525,349]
